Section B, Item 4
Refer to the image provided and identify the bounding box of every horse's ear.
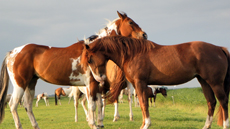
[117,11,127,20]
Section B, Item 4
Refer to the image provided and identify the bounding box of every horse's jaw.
[89,66,106,86]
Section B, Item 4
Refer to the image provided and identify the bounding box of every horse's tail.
[0,54,10,123]
[54,91,58,105]
[217,47,230,126]
[106,65,127,104]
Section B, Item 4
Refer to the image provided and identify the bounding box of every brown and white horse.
[35,92,49,107]
[69,11,147,124]
[134,86,167,107]
[0,11,147,129]
[81,36,230,129]
[148,86,167,107]
[54,87,72,105]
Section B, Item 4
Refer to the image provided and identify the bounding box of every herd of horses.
[0,11,229,129]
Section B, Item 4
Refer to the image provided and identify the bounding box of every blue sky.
[0,1,230,95]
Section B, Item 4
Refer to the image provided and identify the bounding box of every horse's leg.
[23,78,39,129]
[47,98,49,106]
[43,98,47,106]
[113,99,120,122]
[86,84,97,129]
[211,85,229,129]
[119,89,124,103]
[149,98,152,107]
[58,96,62,105]
[101,95,106,119]
[35,98,40,107]
[134,80,150,129]
[73,87,79,122]
[9,84,24,129]
[68,96,72,104]
[198,77,216,129]
[153,95,156,107]
[96,93,104,128]
[128,84,134,121]
[81,95,88,121]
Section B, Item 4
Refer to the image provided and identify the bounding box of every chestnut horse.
[54,87,72,105]
[81,36,230,129]
[68,11,147,124]
[0,11,147,129]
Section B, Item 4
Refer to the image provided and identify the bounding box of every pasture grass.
[1,88,224,129]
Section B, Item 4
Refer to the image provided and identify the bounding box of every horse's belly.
[151,73,195,85]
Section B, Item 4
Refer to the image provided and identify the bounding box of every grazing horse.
[0,11,147,129]
[81,36,230,129]
[35,93,49,107]
[54,87,72,105]
[149,86,167,107]
[135,86,167,107]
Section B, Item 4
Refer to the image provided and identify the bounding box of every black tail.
[55,92,58,105]
[0,54,10,123]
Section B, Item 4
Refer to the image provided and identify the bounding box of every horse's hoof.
[113,116,120,122]
[97,125,104,128]
[89,124,98,129]
[202,126,211,129]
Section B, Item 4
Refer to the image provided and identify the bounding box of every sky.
[0,1,230,96]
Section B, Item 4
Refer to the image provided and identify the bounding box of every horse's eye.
[129,21,133,25]
[88,58,92,64]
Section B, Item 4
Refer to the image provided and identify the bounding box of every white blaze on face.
[88,66,106,86]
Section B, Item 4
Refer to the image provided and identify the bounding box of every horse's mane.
[89,36,155,65]
[96,18,120,35]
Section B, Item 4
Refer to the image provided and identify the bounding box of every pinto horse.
[35,92,49,107]
[54,87,72,105]
[0,11,147,129]
[148,85,167,107]
[81,36,230,129]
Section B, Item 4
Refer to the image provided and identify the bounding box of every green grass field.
[1,88,225,129]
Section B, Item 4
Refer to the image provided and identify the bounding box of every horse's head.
[116,11,147,39]
[96,11,147,40]
[81,44,107,85]
[160,87,167,97]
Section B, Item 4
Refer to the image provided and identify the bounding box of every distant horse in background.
[4,94,12,108]
[5,94,23,108]
[0,11,147,129]
[134,86,167,107]
[35,93,49,107]
[149,86,167,107]
[55,87,72,105]
[81,36,230,129]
